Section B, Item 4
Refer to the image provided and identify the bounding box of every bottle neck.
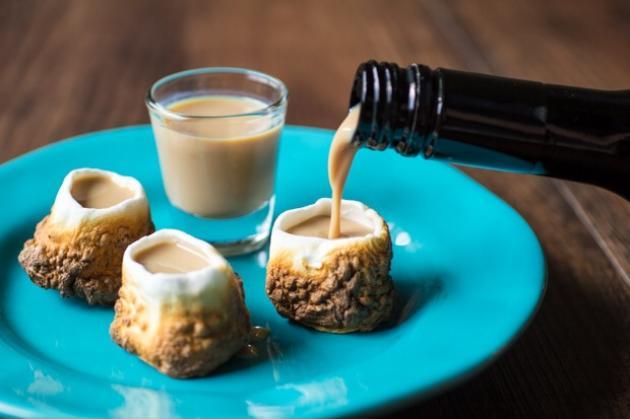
[350,61,435,156]
[350,60,630,198]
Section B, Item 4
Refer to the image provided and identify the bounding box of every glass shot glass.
[146,67,288,256]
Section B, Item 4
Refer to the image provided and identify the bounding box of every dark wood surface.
[1,1,629,417]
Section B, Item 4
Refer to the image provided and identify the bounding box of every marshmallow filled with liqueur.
[266,198,395,333]
[18,168,154,305]
[110,229,250,378]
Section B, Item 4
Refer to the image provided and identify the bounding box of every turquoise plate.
[0,125,545,418]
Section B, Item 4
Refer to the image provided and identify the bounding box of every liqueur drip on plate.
[237,326,271,359]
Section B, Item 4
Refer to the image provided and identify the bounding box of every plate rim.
[0,124,547,418]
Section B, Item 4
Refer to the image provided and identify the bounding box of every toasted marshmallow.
[110,229,251,378]
[18,168,154,305]
[266,198,395,333]
[48,168,148,228]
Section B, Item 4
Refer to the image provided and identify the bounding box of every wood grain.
[1,1,628,417]
[443,0,630,292]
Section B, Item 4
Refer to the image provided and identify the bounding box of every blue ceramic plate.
[0,125,545,418]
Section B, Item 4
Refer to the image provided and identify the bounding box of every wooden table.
[2,1,628,417]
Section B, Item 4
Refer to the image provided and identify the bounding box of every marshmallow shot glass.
[146,68,288,256]
[266,198,395,333]
[18,168,154,305]
[110,229,251,378]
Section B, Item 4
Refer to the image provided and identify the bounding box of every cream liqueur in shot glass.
[146,68,288,255]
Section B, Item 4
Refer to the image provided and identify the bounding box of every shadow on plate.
[267,275,444,335]
[372,275,444,333]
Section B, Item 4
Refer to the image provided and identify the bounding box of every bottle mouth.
[349,60,433,156]
[349,60,389,151]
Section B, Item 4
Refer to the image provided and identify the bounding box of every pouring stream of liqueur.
[327,105,361,239]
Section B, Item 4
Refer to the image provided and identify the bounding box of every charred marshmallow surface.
[266,198,395,333]
[110,229,250,378]
[18,168,154,305]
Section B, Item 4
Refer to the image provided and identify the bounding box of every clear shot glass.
[146,67,288,255]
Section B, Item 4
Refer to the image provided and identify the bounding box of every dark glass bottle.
[349,60,630,198]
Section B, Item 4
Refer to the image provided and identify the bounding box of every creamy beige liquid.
[134,241,210,274]
[152,95,282,218]
[327,105,361,239]
[71,175,134,209]
[288,215,371,239]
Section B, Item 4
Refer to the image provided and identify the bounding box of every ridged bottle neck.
[349,60,436,156]
[348,60,630,198]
